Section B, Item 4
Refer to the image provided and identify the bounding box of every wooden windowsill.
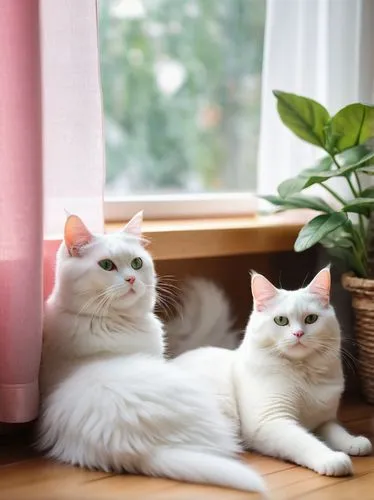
[106,210,313,260]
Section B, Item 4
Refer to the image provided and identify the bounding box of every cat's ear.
[251,272,278,311]
[307,266,331,307]
[122,210,143,238]
[64,215,94,257]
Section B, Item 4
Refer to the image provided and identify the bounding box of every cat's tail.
[166,278,239,356]
[143,447,266,494]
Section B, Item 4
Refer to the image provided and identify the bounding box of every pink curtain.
[0,0,43,422]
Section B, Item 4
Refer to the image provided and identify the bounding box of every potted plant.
[263,91,374,402]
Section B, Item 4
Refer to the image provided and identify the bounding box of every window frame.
[100,0,266,221]
[104,192,257,221]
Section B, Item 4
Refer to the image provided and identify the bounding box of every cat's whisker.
[307,340,358,375]
[319,336,359,346]
[89,293,112,329]
[75,284,125,319]
[300,272,310,288]
[156,286,180,300]
[152,279,182,319]
[156,282,181,291]
[155,294,178,319]
[338,348,359,374]
[156,292,181,307]
[155,286,182,300]
[157,281,182,292]
[156,282,182,294]
[157,274,180,283]
[83,282,130,327]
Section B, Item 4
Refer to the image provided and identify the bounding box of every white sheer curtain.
[41,0,104,237]
[258,0,374,195]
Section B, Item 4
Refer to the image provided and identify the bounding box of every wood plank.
[106,211,313,260]
[265,456,374,499]
[1,399,373,500]
[299,471,374,500]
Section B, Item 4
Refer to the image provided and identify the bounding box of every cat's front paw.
[345,436,372,456]
[314,452,352,476]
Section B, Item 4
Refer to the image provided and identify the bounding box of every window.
[99,0,266,219]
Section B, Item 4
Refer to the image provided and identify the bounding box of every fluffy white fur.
[174,269,372,476]
[167,278,241,356]
[39,212,265,493]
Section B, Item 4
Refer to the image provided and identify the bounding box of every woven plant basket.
[342,272,374,404]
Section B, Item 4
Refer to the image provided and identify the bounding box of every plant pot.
[342,272,374,404]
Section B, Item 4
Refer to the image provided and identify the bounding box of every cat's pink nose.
[293,330,304,338]
[126,276,135,285]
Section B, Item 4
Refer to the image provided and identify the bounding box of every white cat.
[38,212,265,493]
[173,268,372,476]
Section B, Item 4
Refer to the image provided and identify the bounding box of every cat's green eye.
[274,316,289,326]
[98,259,117,271]
[131,257,143,270]
[305,314,318,324]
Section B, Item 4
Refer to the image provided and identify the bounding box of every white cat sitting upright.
[174,268,372,476]
[38,212,265,493]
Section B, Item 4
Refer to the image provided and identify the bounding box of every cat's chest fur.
[238,352,344,433]
[41,305,164,395]
[294,360,344,429]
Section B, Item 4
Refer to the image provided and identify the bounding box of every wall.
[156,249,317,332]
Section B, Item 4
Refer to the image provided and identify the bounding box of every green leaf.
[301,151,374,188]
[329,103,374,152]
[326,247,358,274]
[261,194,333,213]
[303,156,333,173]
[261,195,286,206]
[324,123,340,153]
[279,151,374,196]
[278,177,306,198]
[289,195,333,213]
[342,198,374,217]
[333,155,374,177]
[321,225,353,248]
[277,156,333,197]
[294,213,348,252]
[325,236,366,277]
[361,187,374,198]
[273,90,330,147]
[337,142,374,168]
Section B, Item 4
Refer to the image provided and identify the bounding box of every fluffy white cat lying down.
[38,212,265,493]
[173,268,372,476]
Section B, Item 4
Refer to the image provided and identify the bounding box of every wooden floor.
[1,400,373,500]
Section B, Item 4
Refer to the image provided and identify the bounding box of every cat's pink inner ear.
[122,210,143,238]
[251,273,278,311]
[64,215,93,257]
[308,267,331,306]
